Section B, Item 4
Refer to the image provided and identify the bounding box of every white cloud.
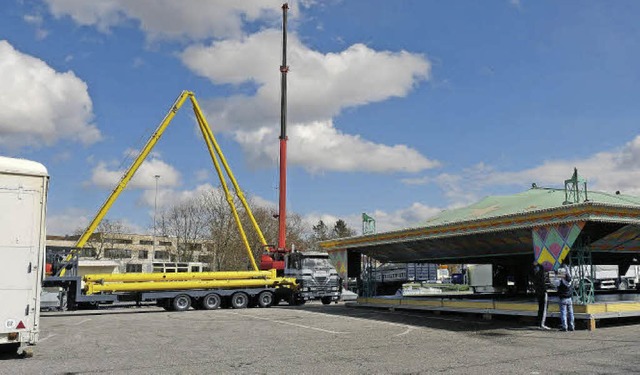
[194,169,210,182]
[44,0,296,41]
[304,202,444,235]
[47,208,91,236]
[250,195,278,210]
[500,135,640,196]
[24,14,50,40]
[48,208,155,236]
[235,120,438,173]
[183,30,430,129]
[181,29,435,173]
[0,40,101,149]
[139,183,214,210]
[89,155,181,190]
[369,203,444,232]
[409,134,640,203]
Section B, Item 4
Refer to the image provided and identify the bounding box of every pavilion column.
[532,222,585,271]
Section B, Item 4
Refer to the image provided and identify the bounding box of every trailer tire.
[321,296,332,305]
[231,292,249,309]
[172,294,192,312]
[201,293,221,310]
[18,347,33,359]
[257,291,274,308]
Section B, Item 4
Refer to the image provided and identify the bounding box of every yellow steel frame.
[61,91,268,276]
[84,269,276,283]
[86,277,295,295]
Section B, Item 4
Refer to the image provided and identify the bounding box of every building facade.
[46,233,210,274]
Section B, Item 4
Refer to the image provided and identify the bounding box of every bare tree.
[200,189,245,271]
[157,186,315,270]
[76,219,130,259]
[158,196,207,262]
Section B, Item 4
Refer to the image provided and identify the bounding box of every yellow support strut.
[84,270,276,283]
[191,100,258,271]
[85,277,296,295]
[191,97,269,249]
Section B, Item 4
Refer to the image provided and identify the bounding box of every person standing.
[556,267,575,331]
[532,261,550,330]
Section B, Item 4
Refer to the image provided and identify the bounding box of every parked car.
[340,289,358,302]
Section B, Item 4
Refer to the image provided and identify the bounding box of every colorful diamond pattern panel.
[532,222,585,271]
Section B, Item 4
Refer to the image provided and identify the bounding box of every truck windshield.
[301,257,332,269]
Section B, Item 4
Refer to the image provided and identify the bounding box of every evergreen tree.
[333,219,355,238]
[312,220,330,242]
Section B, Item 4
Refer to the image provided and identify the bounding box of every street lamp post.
[153,174,160,259]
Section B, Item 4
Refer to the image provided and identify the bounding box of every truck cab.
[285,251,341,304]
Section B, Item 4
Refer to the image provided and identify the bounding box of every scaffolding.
[570,237,595,304]
[361,255,377,297]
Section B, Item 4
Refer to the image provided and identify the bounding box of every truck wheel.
[321,297,332,305]
[171,295,192,312]
[231,292,249,309]
[257,291,274,308]
[289,295,305,306]
[201,293,221,310]
[619,280,629,290]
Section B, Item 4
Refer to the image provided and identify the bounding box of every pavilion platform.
[351,292,640,330]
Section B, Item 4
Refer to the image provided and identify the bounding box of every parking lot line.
[224,311,348,334]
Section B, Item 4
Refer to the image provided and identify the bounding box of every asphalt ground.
[1,302,640,374]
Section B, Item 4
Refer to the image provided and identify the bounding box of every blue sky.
[1,0,640,236]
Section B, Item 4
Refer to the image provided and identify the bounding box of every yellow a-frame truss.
[60,91,269,276]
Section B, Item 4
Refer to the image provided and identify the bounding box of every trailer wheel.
[17,347,33,359]
[201,293,221,310]
[257,291,274,308]
[231,292,249,309]
[171,295,192,312]
[321,297,332,305]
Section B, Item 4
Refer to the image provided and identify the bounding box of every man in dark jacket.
[532,261,550,330]
[556,267,575,331]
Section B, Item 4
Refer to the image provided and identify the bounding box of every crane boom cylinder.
[277,3,289,251]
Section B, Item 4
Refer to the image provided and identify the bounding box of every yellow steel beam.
[190,96,269,249]
[192,100,258,271]
[85,277,297,295]
[84,270,276,283]
[62,91,192,276]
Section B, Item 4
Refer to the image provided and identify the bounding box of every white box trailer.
[0,156,48,357]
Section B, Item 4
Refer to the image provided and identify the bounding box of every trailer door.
[0,175,43,339]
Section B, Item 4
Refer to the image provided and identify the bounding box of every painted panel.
[532,222,584,271]
[590,224,640,252]
[328,249,348,282]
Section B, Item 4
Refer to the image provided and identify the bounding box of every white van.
[0,157,48,357]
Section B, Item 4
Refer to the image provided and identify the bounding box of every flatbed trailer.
[45,275,290,311]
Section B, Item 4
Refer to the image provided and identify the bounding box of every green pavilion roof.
[422,187,640,227]
[319,187,640,264]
